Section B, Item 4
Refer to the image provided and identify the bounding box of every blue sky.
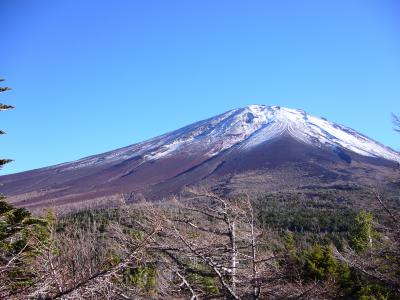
[1,0,400,175]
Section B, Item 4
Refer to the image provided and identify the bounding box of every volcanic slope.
[1,105,399,210]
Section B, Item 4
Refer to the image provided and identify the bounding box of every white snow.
[239,106,400,162]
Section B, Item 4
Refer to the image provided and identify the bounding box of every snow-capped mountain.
[50,105,400,172]
[1,105,399,211]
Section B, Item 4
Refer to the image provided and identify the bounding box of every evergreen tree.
[350,210,376,254]
[0,79,49,297]
[0,79,13,167]
[303,244,350,280]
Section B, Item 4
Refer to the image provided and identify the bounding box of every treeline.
[1,188,399,299]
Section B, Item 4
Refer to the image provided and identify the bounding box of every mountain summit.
[1,105,399,211]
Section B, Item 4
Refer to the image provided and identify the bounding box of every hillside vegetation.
[1,187,399,299]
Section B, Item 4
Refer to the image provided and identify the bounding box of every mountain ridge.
[1,104,399,212]
[32,105,400,173]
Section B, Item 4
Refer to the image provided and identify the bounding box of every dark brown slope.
[1,134,398,212]
[148,135,399,196]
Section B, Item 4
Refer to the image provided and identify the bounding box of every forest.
[1,186,400,299]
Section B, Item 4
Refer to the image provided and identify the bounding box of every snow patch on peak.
[239,105,400,163]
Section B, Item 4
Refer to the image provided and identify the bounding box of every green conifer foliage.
[303,244,350,282]
[0,79,50,296]
[350,210,376,253]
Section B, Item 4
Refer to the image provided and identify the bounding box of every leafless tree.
[26,205,164,299]
[155,188,342,299]
[153,188,307,299]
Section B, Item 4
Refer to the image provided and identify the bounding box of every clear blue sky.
[1,0,400,175]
